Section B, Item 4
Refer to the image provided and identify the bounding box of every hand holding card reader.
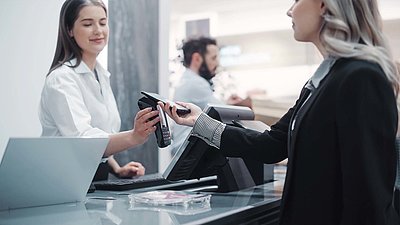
[140,91,191,116]
[157,105,171,147]
[138,95,171,148]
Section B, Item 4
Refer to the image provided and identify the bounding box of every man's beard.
[198,61,215,82]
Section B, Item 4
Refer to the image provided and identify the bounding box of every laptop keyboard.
[93,174,172,191]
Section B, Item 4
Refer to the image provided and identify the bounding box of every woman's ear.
[68,28,73,38]
[320,1,326,15]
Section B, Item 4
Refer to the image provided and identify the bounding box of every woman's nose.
[93,24,101,34]
[287,9,292,17]
[287,5,294,17]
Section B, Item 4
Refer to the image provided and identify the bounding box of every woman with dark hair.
[39,0,158,178]
[162,0,400,224]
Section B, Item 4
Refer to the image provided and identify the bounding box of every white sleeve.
[42,73,108,137]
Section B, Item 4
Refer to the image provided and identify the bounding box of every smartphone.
[140,91,191,116]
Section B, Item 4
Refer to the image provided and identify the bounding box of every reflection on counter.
[128,190,211,216]
[86,200,122,225]
[0,202,99,225]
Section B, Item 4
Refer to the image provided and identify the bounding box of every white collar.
[307,56,337,90]
[66,58,110,78]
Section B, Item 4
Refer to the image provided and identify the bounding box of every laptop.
[0,137,109,211]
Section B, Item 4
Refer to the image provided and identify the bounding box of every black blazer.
[220,58,400,225]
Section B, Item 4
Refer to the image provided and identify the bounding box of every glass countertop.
[0,180,283,225]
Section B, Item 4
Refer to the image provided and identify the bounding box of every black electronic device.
[93,173,173,191]
[140,91,191,116]
[138,96,171,148]
[164,104,266,192]
[93,104,267,192]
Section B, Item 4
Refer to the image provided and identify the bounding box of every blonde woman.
[161,0,400,224]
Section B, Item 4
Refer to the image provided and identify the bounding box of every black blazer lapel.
[279,83,325,223]
[289,86,321,154]
[280,87,312,222]
[288,60,340,156]
[287,87,311,158]
[289,71,333,157]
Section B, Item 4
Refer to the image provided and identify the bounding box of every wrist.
[114,166,121,175]
[110,167,122,178]
[126,129,139,147]
[107,156,121,174]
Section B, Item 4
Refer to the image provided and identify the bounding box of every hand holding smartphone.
[140,91,191,116]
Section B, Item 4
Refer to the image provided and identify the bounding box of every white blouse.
[39,59,121,137]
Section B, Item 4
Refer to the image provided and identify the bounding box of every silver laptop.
[0,137,109,211]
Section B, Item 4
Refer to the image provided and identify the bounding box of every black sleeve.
[335,65,398,224]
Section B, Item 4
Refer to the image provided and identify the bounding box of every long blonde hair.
[320,0,399,94]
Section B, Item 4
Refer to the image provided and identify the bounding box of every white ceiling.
[171,0,400,20]
[171,0,287,19]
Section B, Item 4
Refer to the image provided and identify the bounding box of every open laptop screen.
[0,137,108,210]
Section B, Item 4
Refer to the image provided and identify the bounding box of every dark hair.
[181,37,217,68]
[48,0,107,75]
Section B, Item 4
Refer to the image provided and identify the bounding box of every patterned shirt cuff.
[192,112,226,149]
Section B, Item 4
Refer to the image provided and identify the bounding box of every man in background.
[171,37,251,154]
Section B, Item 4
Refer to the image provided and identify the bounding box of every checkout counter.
[0,103,288,225]
[0,178,284,225]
